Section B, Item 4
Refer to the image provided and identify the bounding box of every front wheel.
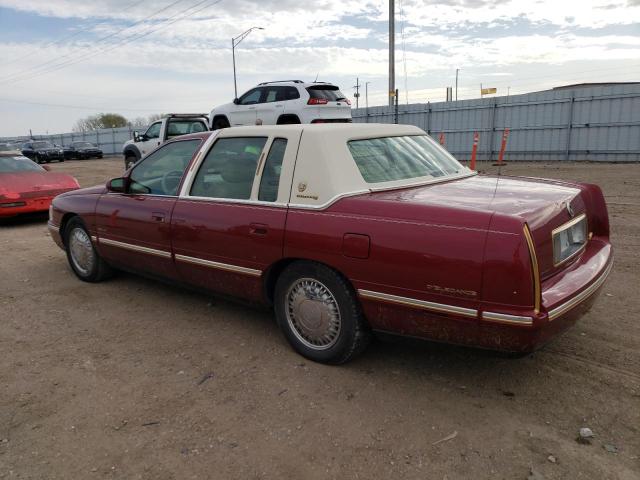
[274,261,371,364]
[64,217,113,282]
[212,117,230,130]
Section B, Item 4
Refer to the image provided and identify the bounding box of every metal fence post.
[488,99,498,162]
[426,102,431,134]
[565,92,575,161]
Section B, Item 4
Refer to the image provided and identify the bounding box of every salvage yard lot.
[1,157,638,479]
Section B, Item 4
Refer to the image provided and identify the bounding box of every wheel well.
[276,114,301,125]
[59,213,78,246]
[212,115,230,129]
[262,258,357,305]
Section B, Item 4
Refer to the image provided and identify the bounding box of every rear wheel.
[274,261,371,364]
[64,217,113,282]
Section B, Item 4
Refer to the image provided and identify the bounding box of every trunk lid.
[0,172,79,199]
[358,174,584,278]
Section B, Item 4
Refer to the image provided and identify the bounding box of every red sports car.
[47,124,612,364]
[0,152,79,218]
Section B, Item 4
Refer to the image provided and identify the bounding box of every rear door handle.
[249,223,268,236]
[152,212,165,222]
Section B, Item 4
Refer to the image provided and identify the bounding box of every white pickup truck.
[122,114,209,169]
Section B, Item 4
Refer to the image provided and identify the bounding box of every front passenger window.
[190,137,267,200]
[128,139,201,196]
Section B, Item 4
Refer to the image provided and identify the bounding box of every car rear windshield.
[306,85,347,102]
[32,141,54,149]
[0,156,44,173]
[347,135,464,184]
[74,142,95,148]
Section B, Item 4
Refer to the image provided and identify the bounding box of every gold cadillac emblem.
[298,182,307,193]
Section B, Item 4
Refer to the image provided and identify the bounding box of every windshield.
[32,141,54,149]
[0,156,44,173]
[347,135,465,184]
[74,142,94,148]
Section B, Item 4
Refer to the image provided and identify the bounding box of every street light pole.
[455,68,459,101]
[232,26,264,100]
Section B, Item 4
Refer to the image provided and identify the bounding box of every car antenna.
[314,72,319,82]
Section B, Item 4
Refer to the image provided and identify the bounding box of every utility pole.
[353,77,361,109]
[455,68,459,101]
[389,0,395,107]
[365,81,371,123]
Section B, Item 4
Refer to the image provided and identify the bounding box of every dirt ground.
[1,156,638,479]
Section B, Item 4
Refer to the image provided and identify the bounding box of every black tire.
[64,217,113,283]
[35,155,42,164]
[124,154,137,170]
[277,115,301,125]
[212,117,230,130]
[274,261,371,364]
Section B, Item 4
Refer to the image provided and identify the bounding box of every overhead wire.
[2,0,148,66]
[0,0,188,84]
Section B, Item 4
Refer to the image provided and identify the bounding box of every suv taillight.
[307,98,328,105]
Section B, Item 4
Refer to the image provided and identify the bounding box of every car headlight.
[552,213,587,266]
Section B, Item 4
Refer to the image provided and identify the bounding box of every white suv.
[209,80,352,129]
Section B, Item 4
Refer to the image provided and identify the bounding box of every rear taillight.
[307,98,328,105]
[345,99,351,105]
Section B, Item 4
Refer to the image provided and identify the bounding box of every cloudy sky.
[0,0,638,136]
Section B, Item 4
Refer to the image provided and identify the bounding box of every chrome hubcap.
[69,227,94,276]
[285,278,341,350]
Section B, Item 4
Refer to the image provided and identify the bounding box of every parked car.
[122,113,209,169]
[209,80,352,130]
[0,151,79,218]
[48,124,612,364]
[64,141,103,160]
[21,140,65,163]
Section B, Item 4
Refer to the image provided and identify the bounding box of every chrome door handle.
[152,212,165,222]
[249,223,268,235]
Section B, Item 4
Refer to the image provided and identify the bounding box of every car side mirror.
[233,98,240,105]
[42,165,51,171]
[133,131,140,142]
[107,177,126,193]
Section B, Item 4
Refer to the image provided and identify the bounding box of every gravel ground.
[1,157,638,479]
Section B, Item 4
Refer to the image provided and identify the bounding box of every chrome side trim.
[482,311,534,326]
[99,237,172,259]
[547,260,613,321]
[175,254,262,277]
[91,236,97,243]
[358,289,478,318]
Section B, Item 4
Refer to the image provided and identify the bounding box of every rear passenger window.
[190,137,267,200]
[258,138,287,202]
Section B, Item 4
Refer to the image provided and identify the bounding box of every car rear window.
[306,85,347,102]
[347,135,463,184]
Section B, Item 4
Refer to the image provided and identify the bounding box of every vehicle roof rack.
[257,80,304,85]
[167,113,209,118]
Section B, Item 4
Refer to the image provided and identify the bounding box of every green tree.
[73,113,129,132]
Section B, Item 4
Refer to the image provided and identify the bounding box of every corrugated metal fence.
[352,84,640,162]
[3,125,147,156]
[3,84,639,161]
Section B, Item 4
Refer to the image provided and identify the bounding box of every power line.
[0,96,165,112]
[1,0,222,86]
[2,0,148,67]
[0,0,186,84]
